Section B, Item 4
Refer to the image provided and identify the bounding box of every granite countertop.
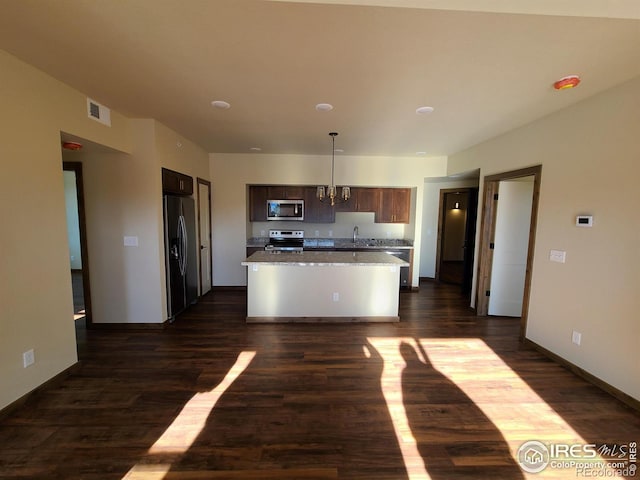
[246,237,413,249]
[242,250,409,266]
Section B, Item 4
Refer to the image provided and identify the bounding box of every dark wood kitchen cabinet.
[246,246,264,257]
[250,186,306,221]
[304,187,335,223]
[162,168,193,196]
[377,188,411,223]
[333,187,377,213]
[267,186,305,199]
[249,185,411,224]
[249,186,268,221]
[353,187,379,212]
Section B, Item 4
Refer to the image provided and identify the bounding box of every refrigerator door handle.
[176,220,184,275]
[178,215,188,276]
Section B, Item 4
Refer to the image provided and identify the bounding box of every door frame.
[63,161,93,325]
[196,177,212,296]
[435,187,473,283]
[475,165,542,339]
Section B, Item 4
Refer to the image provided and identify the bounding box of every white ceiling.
[1,0,639,157]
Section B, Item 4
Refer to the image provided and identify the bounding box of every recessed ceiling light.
[315,103,333,112]
[416,106,434,115]
[211,100,231,109]
[249,147,262,152]
[553,75,580,90]
[416,151,427,156]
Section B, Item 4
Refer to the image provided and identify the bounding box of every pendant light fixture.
[317,132,350,206]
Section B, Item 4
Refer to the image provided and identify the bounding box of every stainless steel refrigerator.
[163,195,198,320]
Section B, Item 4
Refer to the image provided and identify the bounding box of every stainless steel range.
[264,229,304,252]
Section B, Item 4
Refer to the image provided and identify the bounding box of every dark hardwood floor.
[1,282,638,479]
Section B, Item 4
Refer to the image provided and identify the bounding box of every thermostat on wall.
[576,215,593,227]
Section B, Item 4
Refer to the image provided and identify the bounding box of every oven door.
[267,200,304,220]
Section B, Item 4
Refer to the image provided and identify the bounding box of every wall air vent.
[87,98,111,127]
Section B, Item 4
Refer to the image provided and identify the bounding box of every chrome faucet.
[353,225,359,243]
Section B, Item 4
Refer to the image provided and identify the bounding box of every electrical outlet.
[572,331,582,346]
[332,292,339,302]
[315,230,319,237]
[260,230,265,236]
[328,230,333,237]
[23,349,35,368]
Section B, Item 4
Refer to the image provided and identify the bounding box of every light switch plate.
[572,331,582,345]
[549,250,566,263]
[124,236,139,247]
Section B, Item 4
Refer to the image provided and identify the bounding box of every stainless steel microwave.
[267,199,304,221]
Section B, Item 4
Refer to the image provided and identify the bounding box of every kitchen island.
[241,250,408,323]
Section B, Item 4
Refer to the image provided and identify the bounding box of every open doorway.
[435,187,478,299]
[475,166,541,339]
[197,178,212,296]
[62,161,92,327]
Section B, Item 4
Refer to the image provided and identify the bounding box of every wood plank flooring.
[1,282,638,479]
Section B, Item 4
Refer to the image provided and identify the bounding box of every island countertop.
[242,250,409,267]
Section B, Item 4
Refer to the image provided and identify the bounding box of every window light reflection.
[367,337,609,480]
[122,350,256,479]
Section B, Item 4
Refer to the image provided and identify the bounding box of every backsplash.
[251,212,408,239]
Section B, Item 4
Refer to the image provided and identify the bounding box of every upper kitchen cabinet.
[162,168,193,196]
[377,188,411,223]
[304,187,335,223]
[249,186,268,221]
[249,185,411,224]
[333,187,378,213]
[267,186,305,200]
[250,185,308,221]
[353,187,379,212]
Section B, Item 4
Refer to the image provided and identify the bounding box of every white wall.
[74,121,164,324]
[0,49,131,410]
[67,120,209,324]
[210,153,447,286]
[0,49,210,409]
[448,77,640,400]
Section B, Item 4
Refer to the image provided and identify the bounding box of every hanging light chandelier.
[317,132,350,206]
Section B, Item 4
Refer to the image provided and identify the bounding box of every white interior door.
[198,181,212,295]
[488,178,534,316]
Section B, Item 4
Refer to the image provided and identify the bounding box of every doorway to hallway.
[435,187,478,299]
[475,166,542,339]
[63,161,92,326]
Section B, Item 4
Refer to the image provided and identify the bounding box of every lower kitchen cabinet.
[246,247,264,257]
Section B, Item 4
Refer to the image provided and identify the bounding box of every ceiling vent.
[87,98,111,127]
